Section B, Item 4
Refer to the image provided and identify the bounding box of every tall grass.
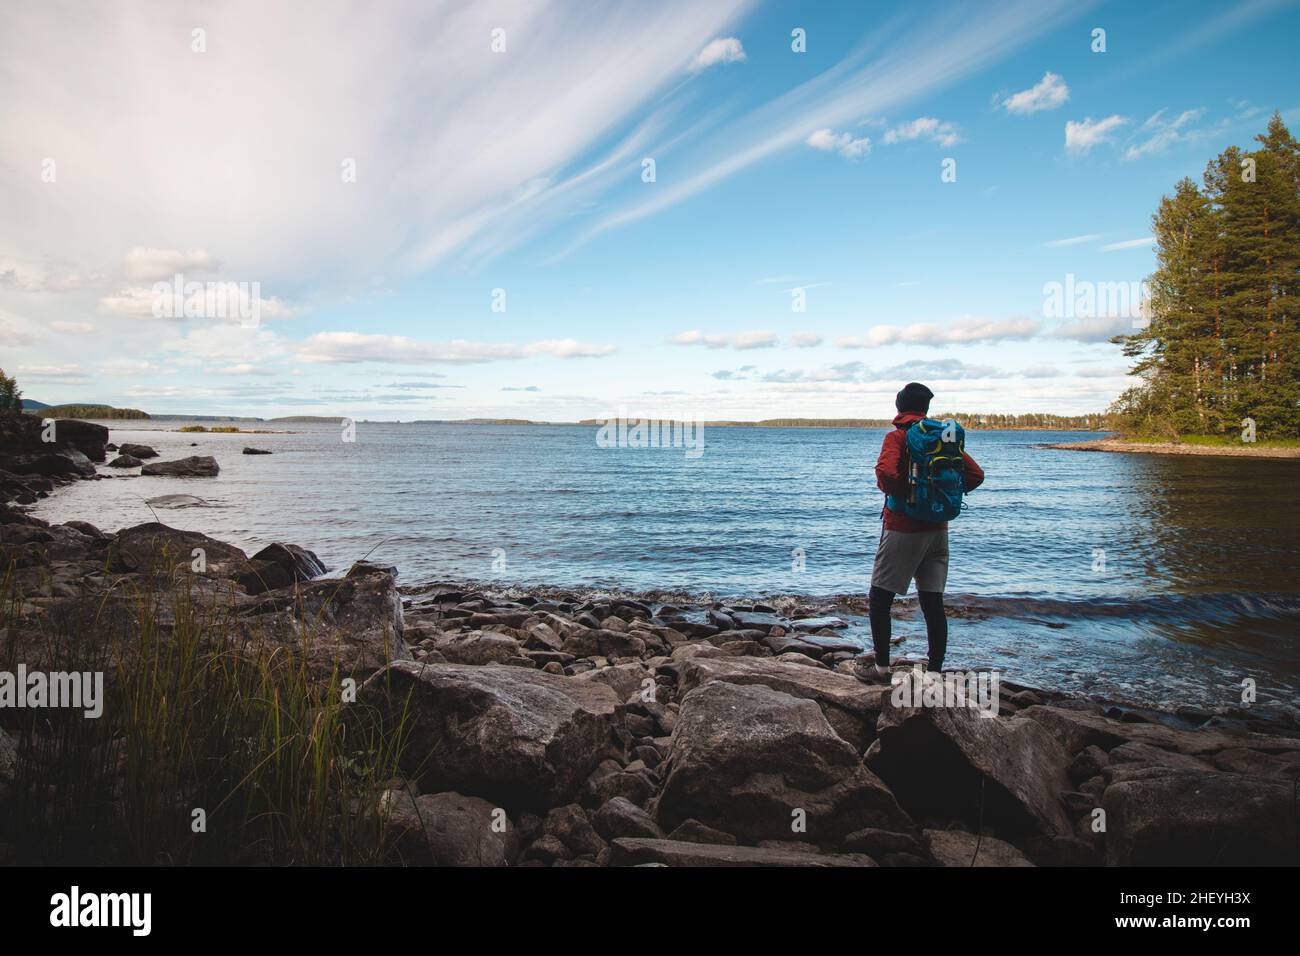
[0,557,412,865]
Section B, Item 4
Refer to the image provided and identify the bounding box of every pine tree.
[1113,113,1300,439]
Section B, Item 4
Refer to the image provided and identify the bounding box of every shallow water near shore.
[31,421,1300,715]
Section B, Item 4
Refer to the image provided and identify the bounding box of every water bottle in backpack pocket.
[885,418,966,522]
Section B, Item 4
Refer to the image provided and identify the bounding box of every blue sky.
[3,0,1298,419]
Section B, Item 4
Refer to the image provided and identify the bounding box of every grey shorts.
[871,528,949,595]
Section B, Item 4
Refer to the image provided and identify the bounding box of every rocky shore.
[3,416,1299,867]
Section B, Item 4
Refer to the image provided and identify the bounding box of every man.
[857,382,984,682]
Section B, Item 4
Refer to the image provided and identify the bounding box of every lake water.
[30,421,1300,716]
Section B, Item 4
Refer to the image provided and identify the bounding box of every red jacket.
[875,412,984,532]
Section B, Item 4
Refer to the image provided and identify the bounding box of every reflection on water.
[29,421,1300,715]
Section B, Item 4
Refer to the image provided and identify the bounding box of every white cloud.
[1065,115,1129,155]
[0,0,752,285]
[1044,234,1101,247]
[296,332,616,364]
[1053,316,1135,342]
[1000,71,1069,114]
[50,321,95,334]
[788,331,823,348]
[690,37,746,72]
[0,258,104,293]
[122,247,219,282]
[565,0,1078,253]
[1021,364,1061,378]
[836,316,1041,349]
[669,330,778,350]
[883,117,962,148]
[16,363,88,379]
[97,283,297,321]
[207,363,275,376]
[1101,237,1155,252]
[806,128,871,159]
[1123,108,1206,160]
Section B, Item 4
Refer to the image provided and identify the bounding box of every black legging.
[869,585,947,671]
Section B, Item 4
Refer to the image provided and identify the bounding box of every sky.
[2,0,1299,421]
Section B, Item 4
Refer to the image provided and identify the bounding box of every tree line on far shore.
[1113,113,1300,440]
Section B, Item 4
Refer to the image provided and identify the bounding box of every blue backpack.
[884,418,967,523]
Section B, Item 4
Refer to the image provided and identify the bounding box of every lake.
[31,421,1300,717]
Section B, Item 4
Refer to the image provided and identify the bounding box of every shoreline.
[5,413,1300,866]
[1045,436,1300,459]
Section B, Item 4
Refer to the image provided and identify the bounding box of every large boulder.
[870,692,1074,846]
[359,661,618,811]
[47,418,109,461]
[7,450,96,478]
[107,454,143,468]
[1102,767,1300,865]
[107,522,254,580]
[141,455,219,477]
[656,681,910,844]
[593,796,664,841]
[238,569,409,677]
[377,789,517,866]
[427,629,523,665]
[675,654,886,751]
[117,443,159,459]
[561,628,646,659]
[236,542,327,594]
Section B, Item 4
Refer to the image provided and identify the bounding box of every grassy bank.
[1045,435,1300,459]
[0,562,413,865]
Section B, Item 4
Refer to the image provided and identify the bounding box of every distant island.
[16,402,1111,431]
[22,401,149,420]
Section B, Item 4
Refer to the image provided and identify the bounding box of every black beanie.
[895,382,934,414]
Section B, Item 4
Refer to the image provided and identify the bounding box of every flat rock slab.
[141,455,219,477]
[360,661,618,811]
[924,829,1035,867]
[792,617,850,632]
[610,838,876,867]
[1102,766,1300,865]
[1017,704,1300,757]
[676,654,886,751]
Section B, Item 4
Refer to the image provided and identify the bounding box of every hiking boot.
[852,661,893,684]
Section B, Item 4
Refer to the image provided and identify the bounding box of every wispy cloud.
[297,333,616,364]
[563,0,1078,254]
[1045,234,1103,247]
[670,330,779,350]
[122,247,220,282]
[1065,115,1129,155]
[1101,237,1155,252]
[1123,108,1207,160]
[0,0,754,285]
[882,116,962,148]
[690,37,746,73]
[806,128,872,159]
[999,71,1069,114]
[788,331,824,348]
[836,316,1040,349]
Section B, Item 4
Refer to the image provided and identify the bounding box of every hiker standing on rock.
[857,382,984,683]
